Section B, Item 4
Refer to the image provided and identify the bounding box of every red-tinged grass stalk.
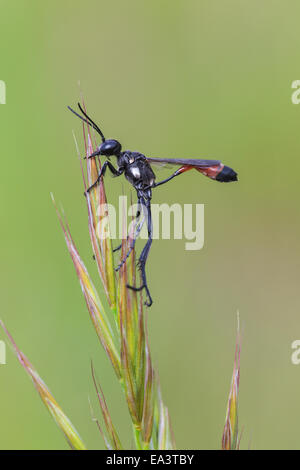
[52,101,175,450]
[0,319,86,450]
[222,314,241,450]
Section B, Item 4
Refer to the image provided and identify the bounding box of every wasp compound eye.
[100,139,122,156]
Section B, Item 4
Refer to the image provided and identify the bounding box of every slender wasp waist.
[118,151,156,190]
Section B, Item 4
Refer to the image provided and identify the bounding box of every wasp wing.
[146,157,237,182]
[146,157,221,168]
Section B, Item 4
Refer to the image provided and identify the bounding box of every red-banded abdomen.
[176,164,237,182]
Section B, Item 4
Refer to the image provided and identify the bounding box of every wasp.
[68,103,238,306]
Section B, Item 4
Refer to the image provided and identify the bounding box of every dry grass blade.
[154,383,175,450]
[0,319,86,450]
[91,362,122,450]
[222,313,241,450]
[141,319,155,448]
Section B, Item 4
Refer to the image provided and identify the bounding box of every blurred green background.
[1,0,300,450]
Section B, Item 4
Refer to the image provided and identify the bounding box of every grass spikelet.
[91,362,122,450]
[152,382,175,450]
[222,313,241,450]
[66,100,174,450]
[1,97,241,450]
[0,319,86,450]
[80,111,117,313]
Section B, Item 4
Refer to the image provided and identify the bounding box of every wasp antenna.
[77,103,106,142]
[67,105,106,143]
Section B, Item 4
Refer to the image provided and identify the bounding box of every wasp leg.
[113,200,142,253]
[127,197,153,307]
[115,197,144,270]
[113,243,122,253]
[144,168,183,191]
[85,149,101,159]
[115,215,145,272]
[86,161,122,193]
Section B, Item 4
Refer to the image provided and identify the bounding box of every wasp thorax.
[99,139,122,156]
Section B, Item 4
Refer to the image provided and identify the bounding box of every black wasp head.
[99,139,122,156]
